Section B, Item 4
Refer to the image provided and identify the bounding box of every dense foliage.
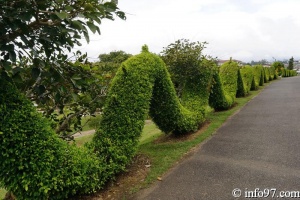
[264,67,270,82]
[272,61,284,76]
[0,77,106,199]
[253,65,264,87]
[237,65,254,97]
[269,66,276,80]
[161,39,210,97]
[209,61,239,110]
[0,46,216,199]
[1,35,294,199]
[0,0,126,138]
[281,68,297,77]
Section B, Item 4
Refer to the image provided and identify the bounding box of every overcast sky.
[76,0,300,62]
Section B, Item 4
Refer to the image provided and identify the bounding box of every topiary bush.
[237,65,254,97]
[0,46,215,199]
[269,66,276,80]
[209,60,239,110]
[253,65,264,87]
[236,68,246,97]
[282,68,287,77]
[290,70,297,76]
[264,67,270,82]
[180,58,215,118]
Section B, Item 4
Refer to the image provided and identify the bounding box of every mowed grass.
[74,120,163,147]
[0,188,6,200]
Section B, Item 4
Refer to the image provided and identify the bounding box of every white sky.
[75,0,300,62]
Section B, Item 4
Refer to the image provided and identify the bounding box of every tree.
[250,59,268,65]
[272,61,284,76]
[0,0,126,139]
[96,50,132,79]
[288,56,294,70]
[161,39,215,97]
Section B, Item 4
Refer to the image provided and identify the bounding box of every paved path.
[135,76,300,199]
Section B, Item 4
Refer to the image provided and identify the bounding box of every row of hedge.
[0,47,298,199]
[209,62,297,110]
[0,47,214,199]
[282,68,298,77]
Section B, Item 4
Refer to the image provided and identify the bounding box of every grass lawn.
[74,120,163,147]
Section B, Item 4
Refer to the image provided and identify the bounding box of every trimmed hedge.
[269,66,276,80]
[264,67,270,83]
[237,65,254,97]
[282,68,297,77]
[253,65,264,87]
[236,68,246,97]
[209,61,239,110]
[1,45,296,199]
[0,46,213,199]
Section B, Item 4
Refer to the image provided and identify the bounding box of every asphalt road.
[134,76,300,200]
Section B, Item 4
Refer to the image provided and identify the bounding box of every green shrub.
[269,66,277,80]
[236,68,246,97]
[0,77,107,200]
[269,66,276,80]
[253,65,264,87]
[209,69,228,110]
[209,61,239,110]
[180,58,215,117]
[264,67,270,82]
[290,70,297,76]
[237,65,254,97]
[282,68,289,77]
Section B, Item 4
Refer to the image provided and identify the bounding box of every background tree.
[161,39,215,97]
[0,0,126,139]
[272,61,284,76]
[96,50,132,80]
[250,59,268,65]
[288,56,294,70]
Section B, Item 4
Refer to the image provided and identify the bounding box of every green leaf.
[83,31,90,43]
[87,22,99,34]
[65,5,73,11]
[55,11,69,20]
[37,85,46,95]
[72,74,82,80]
[0,131,3,134]
[71,20,84,30]
[31,67,40,79]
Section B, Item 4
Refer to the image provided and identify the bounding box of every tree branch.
[55,93,106,134]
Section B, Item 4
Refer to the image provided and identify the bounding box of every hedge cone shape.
[209,61,239,110]
[264,67,270,83]
[237,65,255,97]
[253,65,264,87]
